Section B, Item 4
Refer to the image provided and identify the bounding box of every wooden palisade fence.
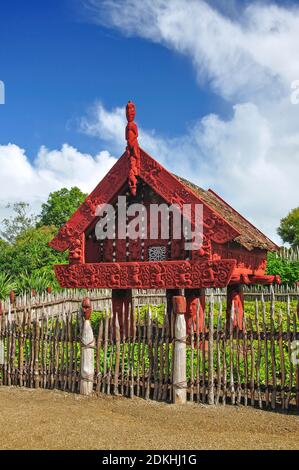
[0,291,298,411]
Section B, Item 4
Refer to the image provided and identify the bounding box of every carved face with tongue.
[82,297,92,320]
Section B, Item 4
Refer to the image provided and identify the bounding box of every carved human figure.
[69,238,82,263]
[82,297,92,320]
[128,167,138,196]
[126,101,140,196]
[126,101,139,156]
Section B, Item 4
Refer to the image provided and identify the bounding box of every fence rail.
[1,284,299,317]
[0,293,298,411]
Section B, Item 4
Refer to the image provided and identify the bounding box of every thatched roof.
[175,175,278,252]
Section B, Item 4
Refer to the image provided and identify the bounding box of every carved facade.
[50,101,279,292]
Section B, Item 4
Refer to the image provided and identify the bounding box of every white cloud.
[0,143,116,222]
[78,0,299,244]
[83,0,299,100]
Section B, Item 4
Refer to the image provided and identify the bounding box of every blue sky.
[0,0,229,157]
[0,0,299,243]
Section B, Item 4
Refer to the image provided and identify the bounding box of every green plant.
[266,252,299,284]
[0,273,16,300]
[15,270,52,295]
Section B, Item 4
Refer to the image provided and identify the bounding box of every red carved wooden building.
[50,101,280,330]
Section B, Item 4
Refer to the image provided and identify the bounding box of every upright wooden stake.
[172,296,187,405]
[80,298,95,396]
[208,294,215,405]
[0,311,4,374]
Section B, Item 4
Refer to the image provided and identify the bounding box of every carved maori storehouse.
[50,101,280,330]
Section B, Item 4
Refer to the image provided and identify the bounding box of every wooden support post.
[172,295,187,405]
[166,289,180,341]
[80,298,95,396]
[185,288,205,335]
[112,289,132,337]
[226,284,244,331]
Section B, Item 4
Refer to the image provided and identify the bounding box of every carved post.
[166,289,180,338]
[80,297,95,396]
[172,295,187,405]
[185,288,205,335]
[226,284,244,331]
[112,289,132,337]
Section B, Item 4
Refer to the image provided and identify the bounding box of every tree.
[0,202,37,244]
[277,207,299,248]
[38,187,87,228]
[0,225,67,279]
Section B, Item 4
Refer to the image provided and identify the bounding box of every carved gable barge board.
[139,148,240,245]
[49,152,129,252]
[54,259,236,289]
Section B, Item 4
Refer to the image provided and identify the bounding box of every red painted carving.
[54,259,236,289]
[140,149,240,247]
[226,285,244,330]
[151,264,166,288]
[50,102,280,292]
[82,297,92,320]
[191,236,211,260]
[126,101,140,196]
[49,152,129,252]
[230,272,281,285]
[172,296,186,314]
[112,289,133,337]
[69,234,85,264]
[185,289,205,335]
[50,130,240,256]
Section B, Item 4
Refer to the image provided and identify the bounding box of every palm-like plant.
[0,273,16,301]
[15,269,59,296]
[16,272,46,296]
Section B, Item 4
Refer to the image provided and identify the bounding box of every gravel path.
[0,387,298,450]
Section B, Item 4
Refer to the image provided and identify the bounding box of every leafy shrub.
[266,252,299,284]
